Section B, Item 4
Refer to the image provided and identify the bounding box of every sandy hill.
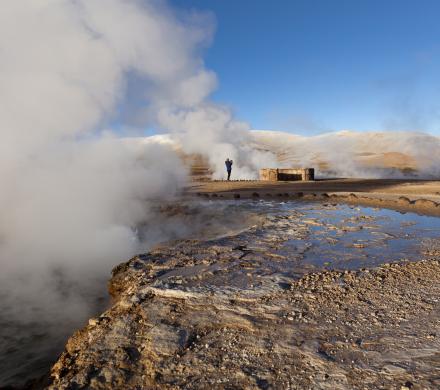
[250,130,440,178]
[134,130,440,179]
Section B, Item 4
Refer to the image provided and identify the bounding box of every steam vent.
[260,168,315,181]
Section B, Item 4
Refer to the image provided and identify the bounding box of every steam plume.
[252,130,440,178]
[0,0,269,293]
[0,4,272,386]
[0,1,276,385]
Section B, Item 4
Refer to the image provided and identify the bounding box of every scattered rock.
[398,196,411,205]
[414,198,437,208]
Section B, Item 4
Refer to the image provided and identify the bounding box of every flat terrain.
[189,179,440,216]
[190,178,440,199]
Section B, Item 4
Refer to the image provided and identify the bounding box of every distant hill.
[250,130,440,178]
[133,130,440,179]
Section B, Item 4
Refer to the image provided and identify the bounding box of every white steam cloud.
[0,1,274,385]
[158,104,277,178]
[0,0,270,298]
[0,1,192,296]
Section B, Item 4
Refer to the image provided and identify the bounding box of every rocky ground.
[48,204,440,390]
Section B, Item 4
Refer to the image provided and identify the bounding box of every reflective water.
[225,200,440,272]
[277,202,440,270]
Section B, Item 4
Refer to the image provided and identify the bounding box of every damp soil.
[47,200,440,389]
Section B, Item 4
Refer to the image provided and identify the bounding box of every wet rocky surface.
[0,201,266,389]
[48,202,440,389]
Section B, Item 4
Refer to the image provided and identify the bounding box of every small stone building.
[260,168,315,181]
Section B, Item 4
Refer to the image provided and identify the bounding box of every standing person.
[225,158,233,180]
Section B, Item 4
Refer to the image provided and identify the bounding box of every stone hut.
[259,168,315,181]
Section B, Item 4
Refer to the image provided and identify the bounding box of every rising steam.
[0,1,268,297]
[0,1,273,385]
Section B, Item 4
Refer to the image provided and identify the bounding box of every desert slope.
[133,130,440,179]
[250,130,440,178]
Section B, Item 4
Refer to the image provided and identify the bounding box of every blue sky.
[171,0,440,134]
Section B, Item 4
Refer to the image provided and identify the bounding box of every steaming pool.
[1,199,440,387]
